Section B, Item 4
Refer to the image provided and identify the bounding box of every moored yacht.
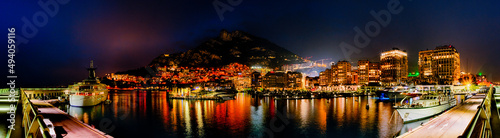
[68,61,108,106]
[394,94,456,123]
[213,89,236,100]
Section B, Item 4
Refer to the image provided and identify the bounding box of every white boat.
[213,90,236,100]
[215,93,236,100]
[68,61,108,107]
[395,94,456,123]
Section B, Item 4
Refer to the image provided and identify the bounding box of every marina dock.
[399,87,499,138]
[2,88,112,138]
[398,94,484,138]
[31,100,112,138]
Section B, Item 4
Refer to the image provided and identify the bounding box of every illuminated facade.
[229,76,251,91]
[380,48,408,86]
[318,61,358,86]
[368,62,381,84]
[330,64,338,85]
[418,45,460,85]
[358,60,381,85]
[319,69,331,86]
[351,67,358,84]
[336,61,352,85]
[418,50,434,83]
[286,72,304,89]
[305,76,319,88]
[262,71,304,90]
[358,60,370,85]
[262,72,287,90]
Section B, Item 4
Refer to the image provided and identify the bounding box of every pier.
[3,88,111,137]
[31,100,112,137]
[399,86,499,138]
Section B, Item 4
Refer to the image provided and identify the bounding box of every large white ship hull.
[396,100,456,123]
[70,90,108,107]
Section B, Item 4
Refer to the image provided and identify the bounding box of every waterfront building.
[319,69,332,86]
[418,45,460,85]
[251,71,262,89]
[432,45,461,85]
[330,64,338,85]
[262,71,305,90]
[305,76,319,89]
[358,60,381,85]
[317,60,360,86]
[336,60,352,85]
[319,71,328,86]
[286,72,304,89]
[418,49,434,83]
[351,66,358,84]
[368,62,381,84]
[262,71,287,90]
[317,60,381,86]
[326,68,333,86]
[229,76,251,91]
[380,48,408,86]
[358,60,370,85]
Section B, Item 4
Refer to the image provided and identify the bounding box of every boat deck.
[31,100,112,138]
[398,94,485,138]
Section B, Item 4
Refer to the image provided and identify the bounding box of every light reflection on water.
[56,91,465,138]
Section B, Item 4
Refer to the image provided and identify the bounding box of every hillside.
[150,30,304,68]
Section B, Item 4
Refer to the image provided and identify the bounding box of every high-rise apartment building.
[358,60,370,85]
[418,49,434,83]
[319,69,330,86]
[418,45,460,85]
[368,62,381,84]
[336,60,352,85]
[262,72,287,89]
[287,72,303,89]
[358,60,381,85]
[380,48,408,86]
[331,64,338,85]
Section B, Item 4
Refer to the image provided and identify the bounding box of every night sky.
[2,0,500,87]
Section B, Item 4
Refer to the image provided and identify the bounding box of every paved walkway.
[32,100,112,138]
[398,94,485,138]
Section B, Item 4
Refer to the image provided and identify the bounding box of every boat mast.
[87,60,97,80]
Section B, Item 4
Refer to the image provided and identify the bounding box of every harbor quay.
[399,86,499,137]
[399,93,484,137]
[0,88,112,137]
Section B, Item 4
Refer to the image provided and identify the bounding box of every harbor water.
[55,90,463,137]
